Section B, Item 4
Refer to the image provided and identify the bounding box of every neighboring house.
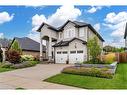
[9,37,46,58]
[37,20,104,64]
[124,23,127,51]
[0,39,10,61]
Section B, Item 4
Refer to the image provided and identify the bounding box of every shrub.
[21,55,34,61]
[62,66,113,79]
[102,53,116,64]
[7,50,21,64]
[10,61,37,69]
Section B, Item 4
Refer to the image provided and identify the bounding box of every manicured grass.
[0,67,14,73]
[44,64,127,89]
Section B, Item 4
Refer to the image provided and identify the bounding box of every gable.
[63,21,75,30]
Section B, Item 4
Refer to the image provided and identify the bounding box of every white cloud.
[32,14,47,31]
[103,11,127,47]
[87,6,102,13]
[28,14,47,42]
[32,5,81,28]
[104,11,127,37]
[0,12,14,24]
[28,5,82,42]
[94,23,100,32]
[104,12,127,24]
[104,38,124,48]
[47,5,81,27]
[0,33,4,38]
[27,31,40,42]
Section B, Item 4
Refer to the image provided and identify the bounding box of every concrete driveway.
[0,64,79,89]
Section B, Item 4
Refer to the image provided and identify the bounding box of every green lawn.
[44,64,127,89]
[0,67,14,73]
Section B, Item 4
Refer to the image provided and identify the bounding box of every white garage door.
[69,50,84,64]
[56,51,68,63]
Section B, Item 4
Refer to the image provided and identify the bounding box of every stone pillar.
[46,40,49,59]
[40,38,43,61]
[48,37,52,61]
[1,48,5,62]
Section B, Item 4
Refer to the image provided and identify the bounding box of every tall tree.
[87,36,102,63]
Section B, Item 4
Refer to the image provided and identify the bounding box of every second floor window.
[79,27,84,37]
[64,29,75,39]
[59,32,62,39]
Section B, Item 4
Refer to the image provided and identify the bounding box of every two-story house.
[124,23,127,51]
[37,20,104,64]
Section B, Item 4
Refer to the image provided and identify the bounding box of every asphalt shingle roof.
[73,21,88,26]
[0,39,10,48]
[11,37,45,52]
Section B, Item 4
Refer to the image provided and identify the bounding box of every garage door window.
[77,50,83,53]
[70,51,76,54]
[63,51,67,54]
[57,52,61,54]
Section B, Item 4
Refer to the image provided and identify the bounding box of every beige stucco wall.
[40,24,58,39]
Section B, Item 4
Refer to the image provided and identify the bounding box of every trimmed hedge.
[62,66,113,79]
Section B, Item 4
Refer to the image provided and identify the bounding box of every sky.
[0,5,127,47]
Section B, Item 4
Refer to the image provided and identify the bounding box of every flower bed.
[0,61,39,69]
[62,66,113,79]
[75,61,118,74]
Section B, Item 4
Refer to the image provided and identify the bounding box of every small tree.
[87,36,102,64]
[7,50,21,64]
[11,40,22,53]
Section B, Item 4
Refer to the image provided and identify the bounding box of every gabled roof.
[37,22,59,32]
[59,20,89,29]
[53,38,87,47]
[124,23,127,39]
[9,37,46,52]
[0,39,10,48]
[37,20,104,42]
